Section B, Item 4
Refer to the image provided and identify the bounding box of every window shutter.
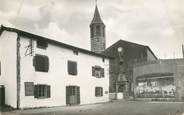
[37,39,48,49]
[68,61,77,75]
[66,86,70,104]
[68,61,71,74]
[92,66,95,76]
[77,86,80,104]
[34,55,49,72]
[101,88,103,96]
[34,85,39,98]
[37,55,44,70]
[73,62,77,75]
[101,68,104,78]
[95,87,103,97]
[44,56,49,72]
[25,82,34,96]
[68,61,72,75]
[35,55,44,71]
[47,85,50,98]
[95,87,97,96]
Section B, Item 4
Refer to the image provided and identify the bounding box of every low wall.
[109,93,124,100]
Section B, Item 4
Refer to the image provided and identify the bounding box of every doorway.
[0,85,5,109]
[66,86,80,105]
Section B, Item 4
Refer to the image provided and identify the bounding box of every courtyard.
[1,100,184,115]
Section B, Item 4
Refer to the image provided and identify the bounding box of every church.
[0,1,183,110]
[89,4,157,99]
[89,3,184,101]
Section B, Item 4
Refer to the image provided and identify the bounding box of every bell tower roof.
[90,5,104,26]
[90,2,106,53]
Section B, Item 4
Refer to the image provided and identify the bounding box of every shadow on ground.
[1,101,184,115]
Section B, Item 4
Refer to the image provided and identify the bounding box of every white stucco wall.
[19,37,109,108]
[0,31,17,108]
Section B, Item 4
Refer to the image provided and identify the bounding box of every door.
[0,85,5,109]
[66,86,80,105]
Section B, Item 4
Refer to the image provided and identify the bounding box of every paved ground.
[1,100,184,115]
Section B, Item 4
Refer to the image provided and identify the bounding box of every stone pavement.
[1,100,184,115]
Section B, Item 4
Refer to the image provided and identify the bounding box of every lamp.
[117,47,123,53]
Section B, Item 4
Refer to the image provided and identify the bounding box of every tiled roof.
[90,5,104,26]
[103,39,158,60]
[0,25,113,59]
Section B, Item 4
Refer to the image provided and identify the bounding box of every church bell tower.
[90,3,106,53]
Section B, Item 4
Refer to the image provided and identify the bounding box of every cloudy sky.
[0,0,184,59]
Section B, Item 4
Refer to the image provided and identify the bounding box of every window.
[96,25,101,36]
[37,39,48,49]
[92,66,104,78]
[90,27,94,38]
[33,54,49,72]
[73,50,78,55]
[95,87,103,97]
[68,61,77,75]
[34,84,50,98]
[102,58,105,62]
[25,82,34,96]
[102,27,105,37]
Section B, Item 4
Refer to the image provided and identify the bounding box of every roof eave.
[0,25,113,59]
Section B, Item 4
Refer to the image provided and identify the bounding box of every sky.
[0,0,184,59]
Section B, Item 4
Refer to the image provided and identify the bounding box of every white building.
[0,25,111,109]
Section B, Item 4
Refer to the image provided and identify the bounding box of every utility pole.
[116,47,128,99]
[182,44,184,58]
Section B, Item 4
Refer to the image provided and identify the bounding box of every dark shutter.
[37,39,48,49]
[73,62,77,75]
[101,68,104,78]
[95,87,97,96]
[34,85,39,98]
[76,86,80,104]
[47,85,51,98]
[25,82,34,96]
[95,87,103,97]
[34,55,49,72]
[36,55,44,71]
[92,66,95,76]
[44,56,49,72]
[68,61,77,75]
[66,86,70,104]
[101,87,103,96]
[34,55,44,71]
[68,61,72,75]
